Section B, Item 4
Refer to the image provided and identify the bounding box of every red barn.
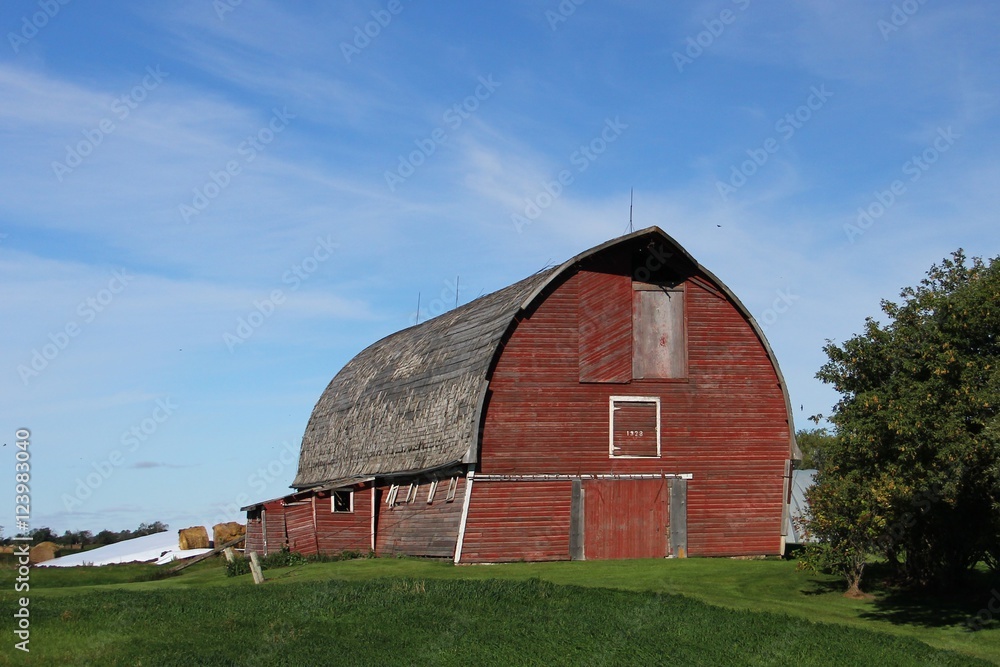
[243,227,798,562]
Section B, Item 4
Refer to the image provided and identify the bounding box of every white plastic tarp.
[39,530,212,567]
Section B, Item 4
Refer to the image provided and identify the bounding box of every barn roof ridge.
[292,226,797,489]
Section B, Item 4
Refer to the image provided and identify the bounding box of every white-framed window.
[445,477,459,502]
[609,396,661,458]
[331,490,353,513]
[427,480,439,504]
[386,484,399,506]
[404,482,418,504]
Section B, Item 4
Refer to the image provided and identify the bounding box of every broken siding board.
[375,479,465,558]
[284,501,318,555]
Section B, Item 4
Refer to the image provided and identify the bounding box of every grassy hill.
[3,557,998,665]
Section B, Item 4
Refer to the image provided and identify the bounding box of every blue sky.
[2,1,999,535]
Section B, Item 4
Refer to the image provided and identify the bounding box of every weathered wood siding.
[632,286,686,379]
[473,259,789,559]
[284,499,318,556]
[460,480,572,562]
[245,511,264,555]
[262,500,286,556]
[315,486,373,554]
[375,478,465,558]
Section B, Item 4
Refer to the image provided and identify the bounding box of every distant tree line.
[0,521,168,548]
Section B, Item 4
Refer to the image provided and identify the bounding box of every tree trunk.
[844,580,866,599]
[844,556,867,599]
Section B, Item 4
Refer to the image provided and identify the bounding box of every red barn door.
[284,499,318,555]
[583,479,668,559]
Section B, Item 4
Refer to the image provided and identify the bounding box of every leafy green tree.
[802,470,886,597]
[795,428,837,470]
[809,250,1000,590]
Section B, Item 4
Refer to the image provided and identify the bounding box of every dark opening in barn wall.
[331,490,352,513]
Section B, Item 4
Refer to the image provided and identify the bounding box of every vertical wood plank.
[570,479,585,560]
[670,478,688,558]
[249,552,265,584]
[633,288,686,379]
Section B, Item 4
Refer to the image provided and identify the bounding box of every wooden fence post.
[249,551,265,584]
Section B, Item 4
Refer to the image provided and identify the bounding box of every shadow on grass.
[810,564,1000,631]
[801,578,847,596]
[860,590,991,630]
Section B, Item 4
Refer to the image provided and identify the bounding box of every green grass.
[13,562,179,589]
[3,557,999,665]
[3,577,990,666]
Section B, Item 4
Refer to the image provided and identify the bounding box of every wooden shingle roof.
[292,267,558,488]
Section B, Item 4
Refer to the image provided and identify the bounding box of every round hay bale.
[212,522,246,547]
[177,526,210,550]
[29,541,60,564]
